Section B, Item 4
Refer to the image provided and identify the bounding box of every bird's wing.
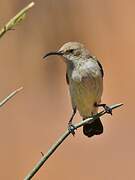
[96,59,104,78]
[91,56,104,78]
[66,72,76,110]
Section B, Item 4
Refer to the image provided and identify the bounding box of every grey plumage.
[44,42,104,137]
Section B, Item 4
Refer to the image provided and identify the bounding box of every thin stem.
[0,2,35,38]
[0,87,23,107]
[24,103,123,180]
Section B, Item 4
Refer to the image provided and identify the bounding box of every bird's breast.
[68,63,103,118]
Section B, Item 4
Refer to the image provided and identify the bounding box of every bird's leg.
[95,103,112,115]
[68,107,77,135]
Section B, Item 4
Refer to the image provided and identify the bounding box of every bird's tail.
[83,118,103,137]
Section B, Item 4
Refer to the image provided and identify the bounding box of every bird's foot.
[68,107,77,136]
[104,105,112,115]
[68,121,76,136]
[95,103,112,115]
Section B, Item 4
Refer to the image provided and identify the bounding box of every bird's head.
[43,42,90,63]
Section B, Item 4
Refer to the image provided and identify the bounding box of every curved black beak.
[43,51,63,59]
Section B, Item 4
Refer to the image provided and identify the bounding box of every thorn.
[41,152,44,156]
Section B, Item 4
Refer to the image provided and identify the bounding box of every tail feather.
[83,118,103,137]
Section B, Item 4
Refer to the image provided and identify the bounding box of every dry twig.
[0,2,35,38]
[24,103,123,180]
[0,87,23,107]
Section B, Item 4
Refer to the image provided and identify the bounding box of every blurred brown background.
[0,0,134,179]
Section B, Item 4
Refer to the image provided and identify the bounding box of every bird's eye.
[66,49,74,53]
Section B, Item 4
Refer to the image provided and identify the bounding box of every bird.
[43,42,112,138]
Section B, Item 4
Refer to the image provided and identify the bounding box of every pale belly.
[69,75,103,118]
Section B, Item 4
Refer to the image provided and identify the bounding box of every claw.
[95,103,112,115]
[68,107,77,136]
[104,105,112,115]
[68,122,76,136]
